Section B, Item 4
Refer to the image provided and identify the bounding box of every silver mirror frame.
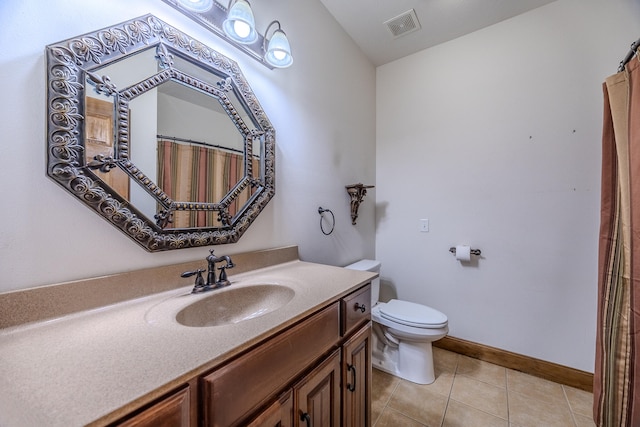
[46,15,275,251]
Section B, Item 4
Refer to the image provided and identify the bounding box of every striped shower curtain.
[594,57,640,426]
[157,140,251,228]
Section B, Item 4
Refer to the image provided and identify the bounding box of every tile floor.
[372,348,595,427]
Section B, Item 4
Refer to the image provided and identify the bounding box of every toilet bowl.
[345,260,448,384]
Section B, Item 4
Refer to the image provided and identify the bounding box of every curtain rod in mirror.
[161,0,293,69]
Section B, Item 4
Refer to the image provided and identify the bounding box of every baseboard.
[433,336,593,392]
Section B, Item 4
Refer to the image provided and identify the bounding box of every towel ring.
[318,207,335,235]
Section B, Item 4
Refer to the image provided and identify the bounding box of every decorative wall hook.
[345,183,374,225]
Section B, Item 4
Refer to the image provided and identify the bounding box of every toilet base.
[371,329,437,384]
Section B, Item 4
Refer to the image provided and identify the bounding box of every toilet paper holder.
[449,247,482,256]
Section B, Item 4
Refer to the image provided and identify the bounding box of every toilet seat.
[378,299,448,329]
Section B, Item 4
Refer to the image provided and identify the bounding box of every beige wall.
[376,0,640,372]
[0,0,376,292]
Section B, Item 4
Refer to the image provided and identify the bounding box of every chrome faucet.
[181,249,235,293]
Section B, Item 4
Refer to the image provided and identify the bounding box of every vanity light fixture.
[176,0,214,13]
[263,21,293,68]
[162,0,293,69]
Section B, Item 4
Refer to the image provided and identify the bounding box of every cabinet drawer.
[202,302,340,427]
[113,386,191,427]
[341,284,371,336]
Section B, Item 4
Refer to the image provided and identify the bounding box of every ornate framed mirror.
[46,15,275,251]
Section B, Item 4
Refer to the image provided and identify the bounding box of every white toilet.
[345,259,448,384]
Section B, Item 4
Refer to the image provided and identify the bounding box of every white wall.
[0,0,376,292]
[376,0,640,372]
[157,92,244,151]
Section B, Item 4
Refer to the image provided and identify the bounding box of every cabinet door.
[246,390,293,427]
[114,386,191,427]
[294,349,341,427]
[342,323,372,427]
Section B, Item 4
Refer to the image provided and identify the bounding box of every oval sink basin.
[176,285,295,327]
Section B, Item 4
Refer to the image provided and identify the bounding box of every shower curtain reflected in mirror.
[157,139,252,228]
[594,56,640,426]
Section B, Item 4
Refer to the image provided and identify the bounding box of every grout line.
[372,373,401,427]
[440,396,449,427]
[438,353,459,426]
[561,385,579,427]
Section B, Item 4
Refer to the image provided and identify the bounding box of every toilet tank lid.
[344,259,381,272]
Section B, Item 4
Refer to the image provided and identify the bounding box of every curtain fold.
[157,140,249,229]
[595,57,640,426]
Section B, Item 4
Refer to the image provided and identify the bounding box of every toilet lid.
[379,299,448,329]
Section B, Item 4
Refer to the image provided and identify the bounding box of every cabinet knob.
[354,302,366,313]
[300,412,311,427]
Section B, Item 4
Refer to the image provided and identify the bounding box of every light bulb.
[233,20,251,39]
[273,50,286,61]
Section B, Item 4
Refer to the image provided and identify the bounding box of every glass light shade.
[176,0,214,13]
[223,0,258,44]
[265,29,293,68]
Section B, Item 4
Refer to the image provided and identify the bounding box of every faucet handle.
[217,266,228,282]
[181,269,205,288]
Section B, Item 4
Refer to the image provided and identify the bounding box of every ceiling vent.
[383,9,421,39]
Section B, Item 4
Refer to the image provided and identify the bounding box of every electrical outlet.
[419,219,429,232]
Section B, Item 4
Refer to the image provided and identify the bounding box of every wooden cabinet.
[201,303,340,427]
[342,323,372,426]
[246,390,293,427]
[294,349,342,427]
[341,285,371,336]
[113,284,371,427]
[112,386,192,427]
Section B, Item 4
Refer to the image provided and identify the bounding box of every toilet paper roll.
[455,245,471,261]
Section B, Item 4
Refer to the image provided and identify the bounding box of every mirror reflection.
[47,15,275,251]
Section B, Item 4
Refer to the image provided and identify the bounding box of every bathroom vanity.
[0,247,375,426]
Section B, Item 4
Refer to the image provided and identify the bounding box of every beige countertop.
[0,259,375,427]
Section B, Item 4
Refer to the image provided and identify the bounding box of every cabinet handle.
[347,363,357,392]
[300,412,311,427]
[354,302,366,313]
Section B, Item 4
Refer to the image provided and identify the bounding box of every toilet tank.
[344,259,381,306]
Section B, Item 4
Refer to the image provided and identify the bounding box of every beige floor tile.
[443,399,509,427]
[573,412,597,427]
[507,369,566,404]
[563,385,594,418]
[508,389,575,427]
[434,347,459,374]
[388,380,448,426]
[456,355,506,388]
[371,350,591,427]
[427,370,455,398]
[372,369,400,424]
[450,375,508,419]
[374,407,426,427]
